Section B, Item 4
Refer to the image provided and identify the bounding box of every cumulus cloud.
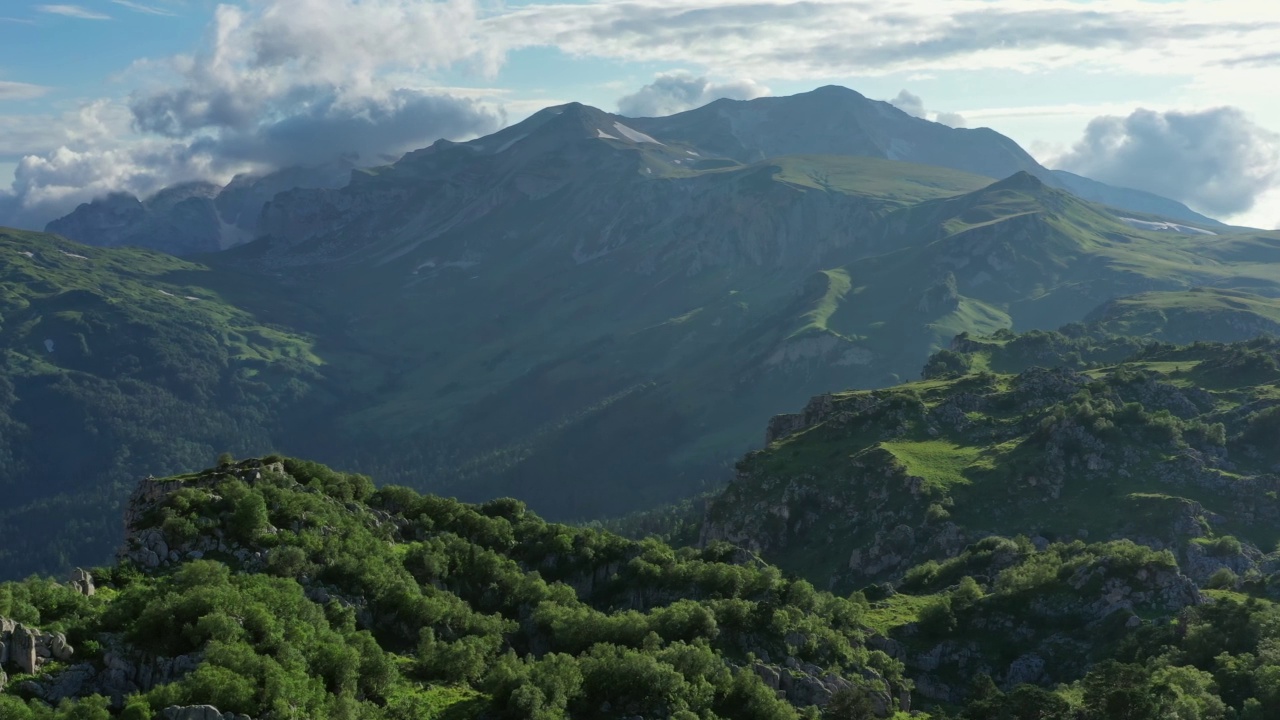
[0,100,216,228]
[888,89,966,128]
[617,72,769,117]
[889,90,926,118]
[1054,106,1280,217]
[2,0,502,229]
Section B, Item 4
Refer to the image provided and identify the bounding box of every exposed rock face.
[162,704,251,720]
[120,459,286,569]
[0,618,72,675]
[69,567,95,596]
[751,656,899,716]
[46,184,223,255]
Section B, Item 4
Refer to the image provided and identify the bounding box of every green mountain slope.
[691,335,1280,715]
[235,125,1001,518]
[240,114,1280,527]
[12,97,1280,581]
[0,228,332,578]
[706,338,1280,591]
[769,173,1280,379]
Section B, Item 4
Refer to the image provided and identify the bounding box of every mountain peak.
[805,85,868,100]
[989,170,1046,192]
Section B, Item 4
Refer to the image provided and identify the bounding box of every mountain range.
[8,85,1280,719]
[46,86,1222,257]
[3,85,1280,581]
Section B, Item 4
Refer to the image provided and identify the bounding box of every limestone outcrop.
[0,618,74,675]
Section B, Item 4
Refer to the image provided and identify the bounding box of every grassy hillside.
[0,228,332,578]
[691,335,1280,717]
[707,337,1280,592]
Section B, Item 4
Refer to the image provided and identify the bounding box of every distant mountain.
[6,87,1280,580]
[625,86,1219,226]
[239,102,1279,525]
[628,85,1047,180]
[44,162,352,255]
[1049,169,1225,228]
[42,86,1225,258]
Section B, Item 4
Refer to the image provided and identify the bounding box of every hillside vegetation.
[0,458,915,719]
[0,228,332,577]
[6,453,1280,718]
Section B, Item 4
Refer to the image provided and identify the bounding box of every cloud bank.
[1054,106,1280,217]
[2,0,501,228]
[617,72,769,117]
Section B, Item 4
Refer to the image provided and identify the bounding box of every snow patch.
[596,128,619,140]
[158,289,175,297]
[20,251,34,258]
[1118,217,1217,236]
[612,122,664,145]
[685,150,700,157]
[60,251,88,260]
[183,296,200,301]
[44,339,54,353]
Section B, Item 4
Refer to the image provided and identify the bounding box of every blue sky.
[1,0,1278,229]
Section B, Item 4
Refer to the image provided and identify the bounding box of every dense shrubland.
[0,459,911,719]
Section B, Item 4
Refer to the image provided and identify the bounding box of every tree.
[825,686,877,720]
[1082,661,1169,720]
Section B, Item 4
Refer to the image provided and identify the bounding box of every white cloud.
[1054,106,1280,217]
[10,0,1280,231]
[3,0,502,229]
[889,89,965,127]
[111,0,177,16]
[617,72,769,116]
[0,81,49,100]
[889,89,925,118]
[36,4,111,20]
[484,0,1280,81]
